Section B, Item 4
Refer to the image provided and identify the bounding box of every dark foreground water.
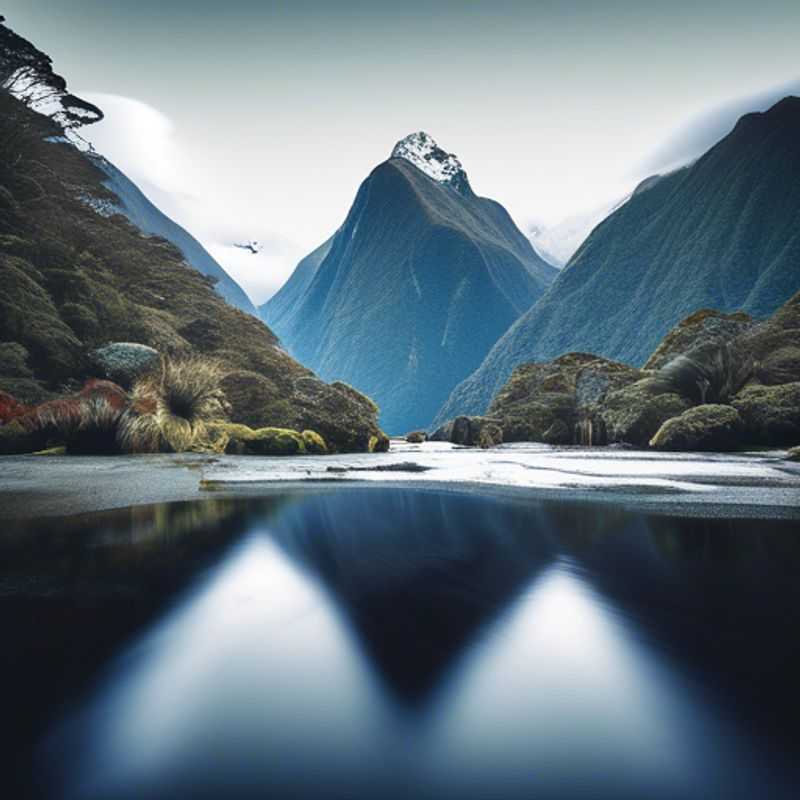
[2,488,799,800]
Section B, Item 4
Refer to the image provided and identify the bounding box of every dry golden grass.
[117,357,230,453]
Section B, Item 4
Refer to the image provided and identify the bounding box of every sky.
[3,1,800,303]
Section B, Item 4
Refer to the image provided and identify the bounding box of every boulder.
[737,290,800,385]
[784,446,800,462]
[405,430,427,443]
[731,382,800,446]
[428,420,454,442]
[602,379,691,447]
[649,404,742,451]
[90,342,160,387]
[476,422,503,449]
[221,370,388,454]
[450,416,503,447]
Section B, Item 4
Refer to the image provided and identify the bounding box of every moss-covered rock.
[649,404,742,451]
[405,430,427,443]
[488,353,641,444]
[644,309,753,370]
[302,430,327,454]
[737,290,800,385]
[368,433,391,453]
[731,383,800,445]
[210,422,306,456]
[602,380,691,447]
[476,422,503,449]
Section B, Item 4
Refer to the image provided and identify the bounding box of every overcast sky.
[4,1,800,302]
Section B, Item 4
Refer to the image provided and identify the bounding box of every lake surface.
[2,487,799,799]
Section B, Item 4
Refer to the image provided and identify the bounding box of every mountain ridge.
[434,96,800,426]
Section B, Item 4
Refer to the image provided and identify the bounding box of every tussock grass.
[652,341,754,405]
[117,357,229,453]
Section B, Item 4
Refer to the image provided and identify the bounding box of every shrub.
[7,379,128,454]
[652,341,754,405]
[117,357,229,453]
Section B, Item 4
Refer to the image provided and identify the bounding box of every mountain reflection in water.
[2,489,798,799]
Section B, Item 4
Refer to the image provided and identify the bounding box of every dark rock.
[405,430,427,443]
[90,342,160,387]
[428,421,454,442]
[450,415,503,447]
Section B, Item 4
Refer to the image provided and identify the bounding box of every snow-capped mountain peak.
[391,131,469,191]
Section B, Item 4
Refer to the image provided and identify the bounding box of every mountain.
[89,155,258,315]
[0,17,385,451]
[261,132,557,433]
[434,97,800,425]
[259,234,334,332]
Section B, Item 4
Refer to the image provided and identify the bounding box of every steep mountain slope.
[0,18,385,452]
[258,234,334,331]
[435,97,800,424]
[262,132,557,433]
[91,156,257,315]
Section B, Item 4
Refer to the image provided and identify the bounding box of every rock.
[428,421,454,442]
[90,342,160,387]
[489,353,641,444]
[786,446,800,461]
[644,309,754,370]
[731,382,800,446]
[302,430,328,454]
[602,379,691,447]
[405,430,427,443]
[450,416,503,447]
[477,422,503,449]
[368,433,391,453]
[649,405,742,451]
[211,422,306,456]
[542,418,571,445]
[221,370,388,454]
[737,290,800,385]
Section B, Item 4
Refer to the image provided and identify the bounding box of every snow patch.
[391,132,467,189]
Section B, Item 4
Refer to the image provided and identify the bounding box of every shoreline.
[2,445,799,521]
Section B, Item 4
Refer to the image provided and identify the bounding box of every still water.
[2,488,799,799]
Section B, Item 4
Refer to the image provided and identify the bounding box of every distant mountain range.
[527,194,631,267]
[435,96,800,425]
[261,132,557,433]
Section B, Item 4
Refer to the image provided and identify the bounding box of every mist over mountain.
[92,155,257,315]
[261,132,556,433]
[435,97,800,424]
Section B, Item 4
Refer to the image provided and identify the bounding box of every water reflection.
[1,489,798,799]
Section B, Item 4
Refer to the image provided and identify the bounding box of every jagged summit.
[391,131,470,193]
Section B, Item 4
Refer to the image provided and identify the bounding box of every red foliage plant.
[0,390,32,425]
[15,380,130,453]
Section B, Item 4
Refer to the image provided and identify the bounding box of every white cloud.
[79,92,306,304]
